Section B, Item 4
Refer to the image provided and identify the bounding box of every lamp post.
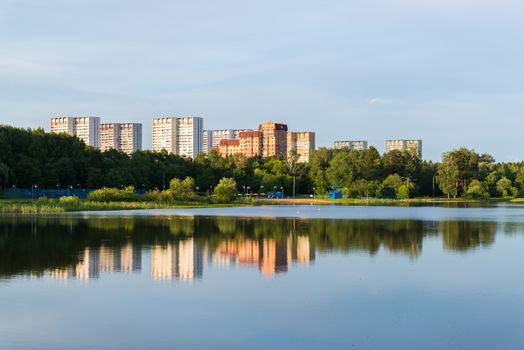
[280,186,284,199]
[247,186,251,197]
[260,185,264,197]
[243,185,246,198]
[313,187,316,199]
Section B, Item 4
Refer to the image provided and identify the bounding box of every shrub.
[169,177,197,201]
[59,195,81,206]
[214,177,237,203]
[35,197,50,205]
[87,187,142,202]
[144,189,173,202]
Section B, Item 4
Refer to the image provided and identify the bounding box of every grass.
[0,197,252,215]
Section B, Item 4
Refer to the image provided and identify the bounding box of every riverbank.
[1,196,519,215]
[0,198,251,214]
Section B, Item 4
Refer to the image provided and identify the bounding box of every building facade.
[202,129,252,154]
[287,132,315,162]
[152,116,203,159]
[259,120,288,158]
[386,139,422,158]
[218,139,241,157]
[119,123,142,155]
[239,131,263,157]
[334,140,368,151]
[51,116,100,148]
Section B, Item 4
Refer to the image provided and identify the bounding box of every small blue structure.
[328,185,343,200]
[267,191,283,199]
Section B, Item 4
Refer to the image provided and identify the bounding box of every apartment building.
[152,116,203,159]
[239,131,263,157]
[100,123,142,154]
[50,116,100,148]
[334,140,368,151]
[287,132,315,162]
[202,129,252,154]
[386,139,422,158]
[259,120,288,158]
[218,139,241,157]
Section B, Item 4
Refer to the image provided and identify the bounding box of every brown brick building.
[259,120,288,158]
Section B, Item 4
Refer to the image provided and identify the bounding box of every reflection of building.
[75,247,100,280]
[334,140,368,151]
[287,235,315,265]
[121,243,142,273]
[50,244,141,281]
[212,238,300,278]
[386,139,422,158]
[152,238,203,281]
[100,246,121,273]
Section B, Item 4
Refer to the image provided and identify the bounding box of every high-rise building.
[152,117,203,159]
[152,117,177,154]
[100,123,142,154]
[386,139,422,158]
[100,123,120,152]
[177,117,203,159]
[51,116,100,148]
[119,123,142,154]
[287,132,315,162]
[259,120,288,158]
[334,140,368,151]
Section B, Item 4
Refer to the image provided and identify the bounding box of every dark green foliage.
[1,125,524,198]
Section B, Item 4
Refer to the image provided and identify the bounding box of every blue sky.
[0,0,523,161]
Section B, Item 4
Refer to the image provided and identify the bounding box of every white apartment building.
[152,116,203,159]
[50,116,100,148]
[386,139,422,158]
[100,123,142,155]
[120,123,142,155]
[334,140,368,151]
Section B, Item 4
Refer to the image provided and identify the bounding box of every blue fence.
[4,188,93,199]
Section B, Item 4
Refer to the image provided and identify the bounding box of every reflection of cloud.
[367,98,396,106]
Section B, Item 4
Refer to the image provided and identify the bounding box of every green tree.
[437,148,479,198]
[214,177,237,203]
[379,174,403,197]
[496,177,513,197]
[465,180,490,200]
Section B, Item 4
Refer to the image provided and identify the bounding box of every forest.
[1,125,523,199]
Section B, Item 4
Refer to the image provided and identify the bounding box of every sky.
[0,0,523,161]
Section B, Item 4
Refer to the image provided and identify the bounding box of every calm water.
[1,205,524,349]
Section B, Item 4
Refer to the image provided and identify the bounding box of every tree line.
[1,125,523,198]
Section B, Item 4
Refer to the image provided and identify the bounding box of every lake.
[1,204,524,349]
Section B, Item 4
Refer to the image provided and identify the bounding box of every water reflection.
[0,215,514,282]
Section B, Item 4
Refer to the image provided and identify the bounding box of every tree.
[286,150,306,198]
[379,174,403,197]
[437,148,479,198]
[214,177,237,203]
[465,180,490,200]
[496,177,513,197]
[169,176,197,201]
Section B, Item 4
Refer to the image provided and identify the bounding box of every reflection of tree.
[0,215,514,280]
[440,221,496,252]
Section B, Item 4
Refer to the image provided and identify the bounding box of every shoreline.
[0,197,517,215]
